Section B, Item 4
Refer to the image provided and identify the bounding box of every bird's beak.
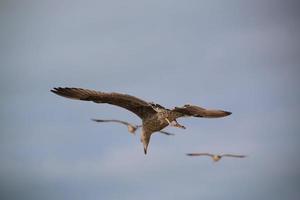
[143,143,148,155]
[141,131,150,155]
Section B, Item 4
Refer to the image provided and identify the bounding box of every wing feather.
[158,130,175,136]
[186,153,214,157]
[91,119,133,126]
[172,105,231,118]
[221,154,246,158]
[51,87,156,119]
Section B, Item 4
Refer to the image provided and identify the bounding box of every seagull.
[91,119,175,136]
[186,153,246,162]
[51,87,231,154]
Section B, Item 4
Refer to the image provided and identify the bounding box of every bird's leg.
[172,119,186,129]
[165,118,186,129]
[165,118,172,125]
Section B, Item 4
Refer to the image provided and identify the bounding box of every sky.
[0,0,300,199]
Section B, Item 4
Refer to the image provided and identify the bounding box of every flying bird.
[91,119,175,136]
[51,87,231,154]
[186,153,246,162]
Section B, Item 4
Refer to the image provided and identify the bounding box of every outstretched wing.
[221,154,246,158]
[51,87,157,119]
[186,153,214,157]
[172,104,231,118]
[92,118,174,136]
[91,119,134,127]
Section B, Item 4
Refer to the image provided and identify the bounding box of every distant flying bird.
[186,153,246,162]
[51,87,231,154]
[91,119,174,136]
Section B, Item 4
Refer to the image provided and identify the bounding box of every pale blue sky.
[1,0,300,199]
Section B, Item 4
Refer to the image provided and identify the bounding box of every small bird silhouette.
[186,153,246,162]
[91,119,175,136]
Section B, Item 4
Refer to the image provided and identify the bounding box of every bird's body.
[51,87,231,154]
[127,124,137,134]
[141,110,183,152]
[143,112,171,132]
[186,153,246,162]
[212,155,222,162]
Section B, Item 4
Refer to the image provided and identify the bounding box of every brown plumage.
[186,153,246,162]
[51,87,231,154]
[91,119,175,136]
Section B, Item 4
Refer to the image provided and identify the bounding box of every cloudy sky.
[1,0,300,199]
